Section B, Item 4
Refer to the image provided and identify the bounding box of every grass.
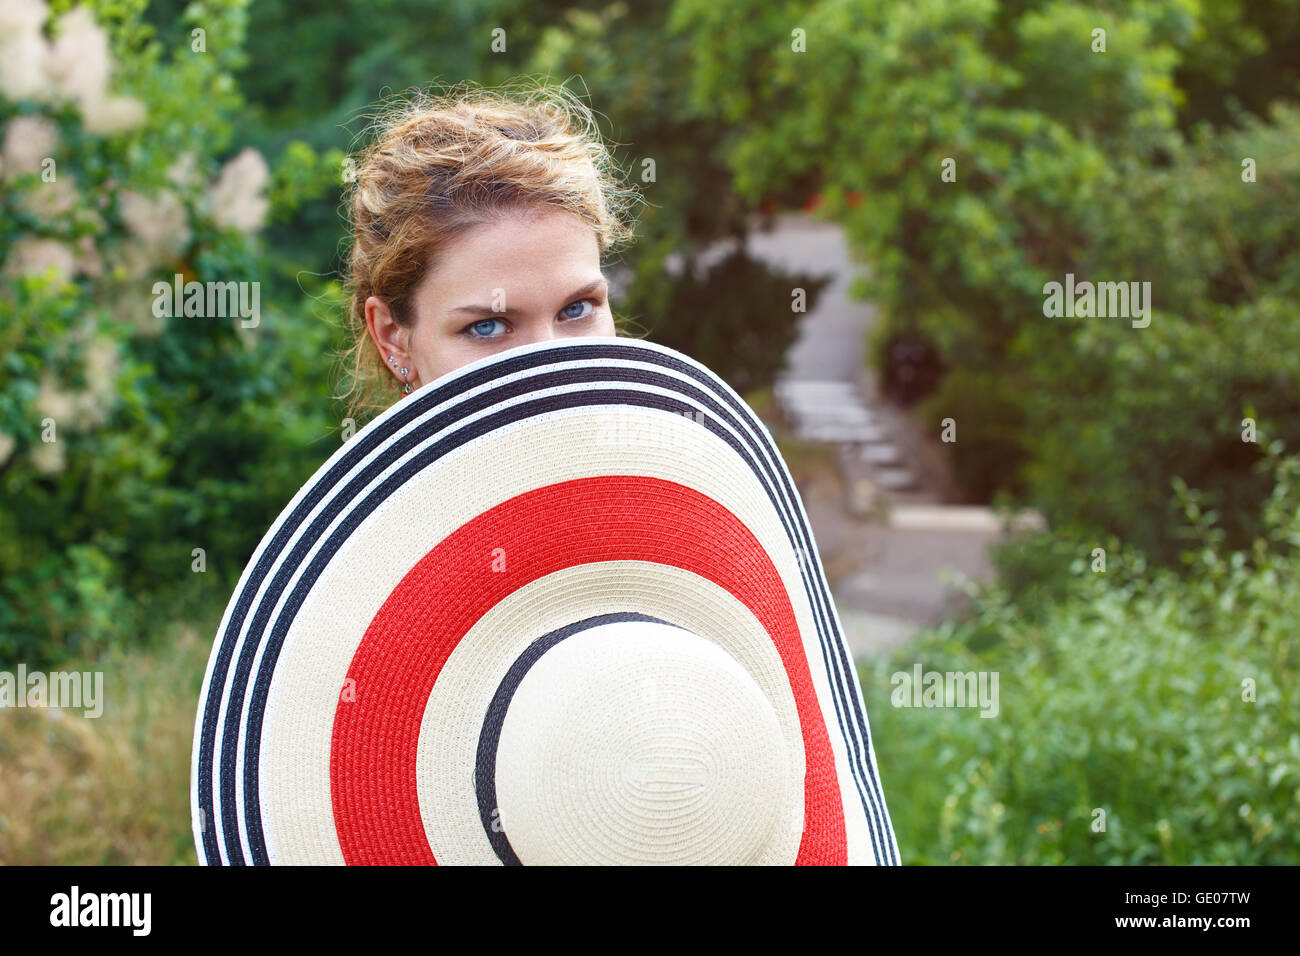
[0,621,209,865]
[858,538,1300,865]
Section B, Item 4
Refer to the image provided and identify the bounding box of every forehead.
[421,207,601,306]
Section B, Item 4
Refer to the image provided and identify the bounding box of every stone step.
[856,442,902,465]
[788,410,879,430]
[800,423,891,443]
[775,379,860,395]
[776,391,862,407]
[849,425,892,444]
[781,389,871,404]
[780,395,873,411]
[887,504,1047,533]
[873,465,918,490]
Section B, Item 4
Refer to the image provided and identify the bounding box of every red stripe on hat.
[331,475,846,865]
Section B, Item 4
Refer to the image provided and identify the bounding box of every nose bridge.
[517,315,556,343]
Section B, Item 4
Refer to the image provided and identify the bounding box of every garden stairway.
[749,212,1042,659]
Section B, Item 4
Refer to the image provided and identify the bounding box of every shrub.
[861,444,1300,864]
[0,0,341,666]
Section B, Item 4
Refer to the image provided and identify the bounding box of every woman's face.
[365,206,615,392]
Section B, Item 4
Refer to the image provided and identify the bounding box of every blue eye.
[465,318,507,338]
[560,299,594,321]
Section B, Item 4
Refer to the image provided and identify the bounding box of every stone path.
[745,212,1042,658]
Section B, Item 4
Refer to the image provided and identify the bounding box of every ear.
[365,296,409,383]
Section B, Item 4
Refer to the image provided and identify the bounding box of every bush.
[0,0,341,666]
[640,247,830,394]
[861,444,1300,864]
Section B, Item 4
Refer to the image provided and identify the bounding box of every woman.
[195,82,898,867]
[336,82,640,419]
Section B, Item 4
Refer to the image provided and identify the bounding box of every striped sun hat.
[190,337,899,866]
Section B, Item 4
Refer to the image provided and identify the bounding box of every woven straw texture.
[190,337,899,866]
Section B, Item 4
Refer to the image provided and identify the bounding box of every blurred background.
[1,0,1297,864]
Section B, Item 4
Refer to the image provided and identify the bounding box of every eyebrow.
[448,277,608,317]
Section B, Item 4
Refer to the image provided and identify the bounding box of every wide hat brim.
[190,337,898,865]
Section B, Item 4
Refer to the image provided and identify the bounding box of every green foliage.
[1020,106,1300,563]
[671,0,1300,564]
[862,445,1300,864]
[639,248,830,394]
[1,0,339,666]
[1173,0,1300,127]
[204,0,519,276]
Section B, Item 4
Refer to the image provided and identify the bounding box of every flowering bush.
[0,0,343,665]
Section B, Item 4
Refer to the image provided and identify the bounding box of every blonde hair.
[335,80,640,421]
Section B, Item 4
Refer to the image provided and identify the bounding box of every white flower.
[0,0,50,102]
[36,370,79,423]
[30,438,65,474]
[33,344,117,431]
[45,6,110,115]
[2,115,59,183]
[167,151,199,189]
[82,336,119,399]
[41,5,144,135]
[18,174,78,218]
[117,188,190,273]
[5,237,76,281]
[82,93,145,135]
[73,390,110,427]
[210,148,271,233]
[119,188,188,247]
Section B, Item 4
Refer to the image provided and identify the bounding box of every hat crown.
[494,619,789,866]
